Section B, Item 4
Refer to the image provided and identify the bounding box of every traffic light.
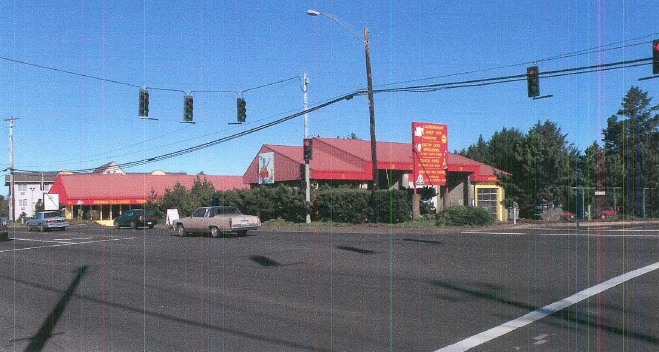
[303,138,313,161]
[527,66,540,98]
[236,97,246,123]
[653,39,659,75]
[183,95,193,122]
[139,89,149,117]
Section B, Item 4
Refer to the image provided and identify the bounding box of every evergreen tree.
[462,134,490,164]
[602,86,659,217]
[516,121,576,217]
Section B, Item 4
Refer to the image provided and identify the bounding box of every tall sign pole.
[303,73,311,224]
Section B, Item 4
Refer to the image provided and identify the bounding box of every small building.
[48,172,248,221]
[243,137,508,221]
[5,172,60,220]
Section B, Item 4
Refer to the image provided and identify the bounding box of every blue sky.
[1,0,657,178]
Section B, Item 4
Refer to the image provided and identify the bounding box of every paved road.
[0,222,658,351]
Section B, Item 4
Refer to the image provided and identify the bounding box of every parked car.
[113,209,158,229]
[599,209,616,219]
[0,217,7,238]
[172,206,261,238]
[26,211,69,232]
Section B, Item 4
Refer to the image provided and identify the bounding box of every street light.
[307,9,379,192]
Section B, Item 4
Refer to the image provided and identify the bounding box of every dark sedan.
[113,209,157,229]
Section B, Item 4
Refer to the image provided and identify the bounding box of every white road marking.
[0,237,136,253]
[53,237,93,241]
[435,261,659,352]
[533,333,549,345]
[461,232,526,235]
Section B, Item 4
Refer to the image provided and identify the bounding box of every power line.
[12,92,357,174]
[377,33,659,89]
[0,54,300,96]
[371,57,652,94]
[0,56,140,88]
[11,55,654,174]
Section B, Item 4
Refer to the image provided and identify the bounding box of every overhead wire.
[2,35,657,173]
[376,33,659,89]
[9,92,357,174]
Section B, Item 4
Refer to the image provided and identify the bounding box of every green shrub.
[316,188,370,224]
[374,189,411,224]
[316,188,410,224]
[436,206,493,226]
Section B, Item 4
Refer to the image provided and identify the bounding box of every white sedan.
[26,211,69,232]
[173,206,260,238]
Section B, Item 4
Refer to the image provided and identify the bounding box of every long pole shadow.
[24,266,88,352]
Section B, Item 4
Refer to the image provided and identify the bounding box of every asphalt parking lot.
[1,221,658,351]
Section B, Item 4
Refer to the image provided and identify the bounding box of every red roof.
[315,137,412,169]
[447,154,508,182]
[243,137,505,184]
[49,174,248,206]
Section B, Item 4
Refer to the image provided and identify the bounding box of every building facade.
[243,137,509,221]
[49,172,248,221]
[5,172,59,221]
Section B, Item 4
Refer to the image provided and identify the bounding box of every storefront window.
[477,188,499,218]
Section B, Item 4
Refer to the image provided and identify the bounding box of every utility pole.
[306,10,379,221]
[302,73,311,224]
[364,28,378,192]
[5,116,17,222]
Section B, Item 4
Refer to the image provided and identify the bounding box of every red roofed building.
[49,172,248,221]
[244,137,509,221]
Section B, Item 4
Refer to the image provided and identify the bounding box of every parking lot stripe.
[435,261,659,352]
[0,237,136,253]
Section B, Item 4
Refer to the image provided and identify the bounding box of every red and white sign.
[412,122,448,187]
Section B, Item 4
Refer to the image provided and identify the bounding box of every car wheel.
[130,221,137,230]
[39,224,45,232]
[114,221,120,229]
[177,224,186,237]
[148,224,154,229]
[238,230,247,237]
[210,227,219,238]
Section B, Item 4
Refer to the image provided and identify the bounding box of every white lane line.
[53,237,93,241]
[461,232,526,235]
[0,237,137,253]
[435,261,659,352]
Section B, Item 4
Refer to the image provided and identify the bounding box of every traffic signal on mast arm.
[303,138,313,161]
[183,95,193,122]
[527,66,540,98]
[139,89,149,117]
[236,97,246,123]
[653,39,659,75]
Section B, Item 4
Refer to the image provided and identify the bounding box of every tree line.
[459,86,659,219]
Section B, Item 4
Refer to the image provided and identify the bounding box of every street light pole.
[307,10,378,191]
[362,28,378,191]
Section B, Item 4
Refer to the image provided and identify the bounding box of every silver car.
[26,211,69,232]
[173,206,260,238]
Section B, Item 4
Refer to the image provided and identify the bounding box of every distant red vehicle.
[599,209,616,219]
[562,211,575,219]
